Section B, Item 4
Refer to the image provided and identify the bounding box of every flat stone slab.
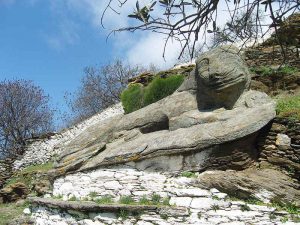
[29,197,161,212]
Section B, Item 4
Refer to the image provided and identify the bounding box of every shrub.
[151,194,161,204]
[250,65,298,76]
[181,171,197,178]
[278,66,298,75]
[250,66,273,76]
[118,209,129,220]
[120,84,144,114]
[143,75,184,106]
[120,74,185,113]
[119,196,135,205]
[276,95,300,120]
[139,195,151,205]
[95,195,113,204]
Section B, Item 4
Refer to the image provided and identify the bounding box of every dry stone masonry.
[13,104,124,170]
[29,166,298,224]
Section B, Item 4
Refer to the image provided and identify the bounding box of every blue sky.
[0,1,113,122]
[3,0,262,127]
[0,0,183,126]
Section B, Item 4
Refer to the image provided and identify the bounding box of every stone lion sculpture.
[51,46,275,177]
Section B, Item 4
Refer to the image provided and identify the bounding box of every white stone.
[169,197,192,207]
[133,191,152,196]
[104,181,122,190]
[212,192,228,199]
[248,204,276,212]
[80,219,104,225]
[59,182,74,193]
[136,221,154,225]
[190,197,216,209]
[173,188,211,197]
[23,208,31,215]
[276,133,291,146]
[210,188,220,193]
[173,177,194,186]
[206,209,262,220]
[255,189,275,203]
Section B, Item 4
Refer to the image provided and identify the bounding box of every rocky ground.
[27,166,299,224]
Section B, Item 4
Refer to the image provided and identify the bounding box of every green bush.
[119,196,135,205]
[120,75,184,113]
[250,66,273,76]
[143,75,184,106]
[278,66,298,75]
[276,95,300,120]
[120,84,144,114]
[250,66,298,76]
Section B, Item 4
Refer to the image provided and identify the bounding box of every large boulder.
[51,46,276,177]
[197,168,300,205]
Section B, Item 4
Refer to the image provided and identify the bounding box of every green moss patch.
[276,95,300,120]
[121,75,184,113]
[0,202,29,225]
[4,162,53,189]
[250,66,298,76]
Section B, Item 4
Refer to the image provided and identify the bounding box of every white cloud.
[125,33,181,69]
[45,19,80,51]
[46,0,179,67]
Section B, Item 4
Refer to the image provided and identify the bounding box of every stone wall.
[29,165,298,225]
[13,103,124,170]
[257,117,300,180]
[245,45,300,69]
[0,158,14,188]
[31,201,292,225]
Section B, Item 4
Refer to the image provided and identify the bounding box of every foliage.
[210,11,264,48]
[139,196,151,205]
[181,171,197,178]
[102,1,299,60]
[0,202,30,225]
[143,75,184,106]
[250,66,298,76]
[88,192,98,199]
[278,66,299,75]
[276,95,300,120]
[65,60,147,125]
[250,66,274,76]
[162,197,170,206]
[119,196,135,205]
[118,209,129,220]
[95,195,114,204]
[69,196,77,201]
[211,204,220,211]
[121,75,184,113]
[4,162,53,189]
[151,194,161,204]
[0,79,53,157]
[240,204,251,212]
[120,84,144,114]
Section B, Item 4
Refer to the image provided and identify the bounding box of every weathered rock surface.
[29,197,160,212]
[195,46,251,109]
[0,182,29,203]
[51,46,276,177]
[197,168,300,205]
